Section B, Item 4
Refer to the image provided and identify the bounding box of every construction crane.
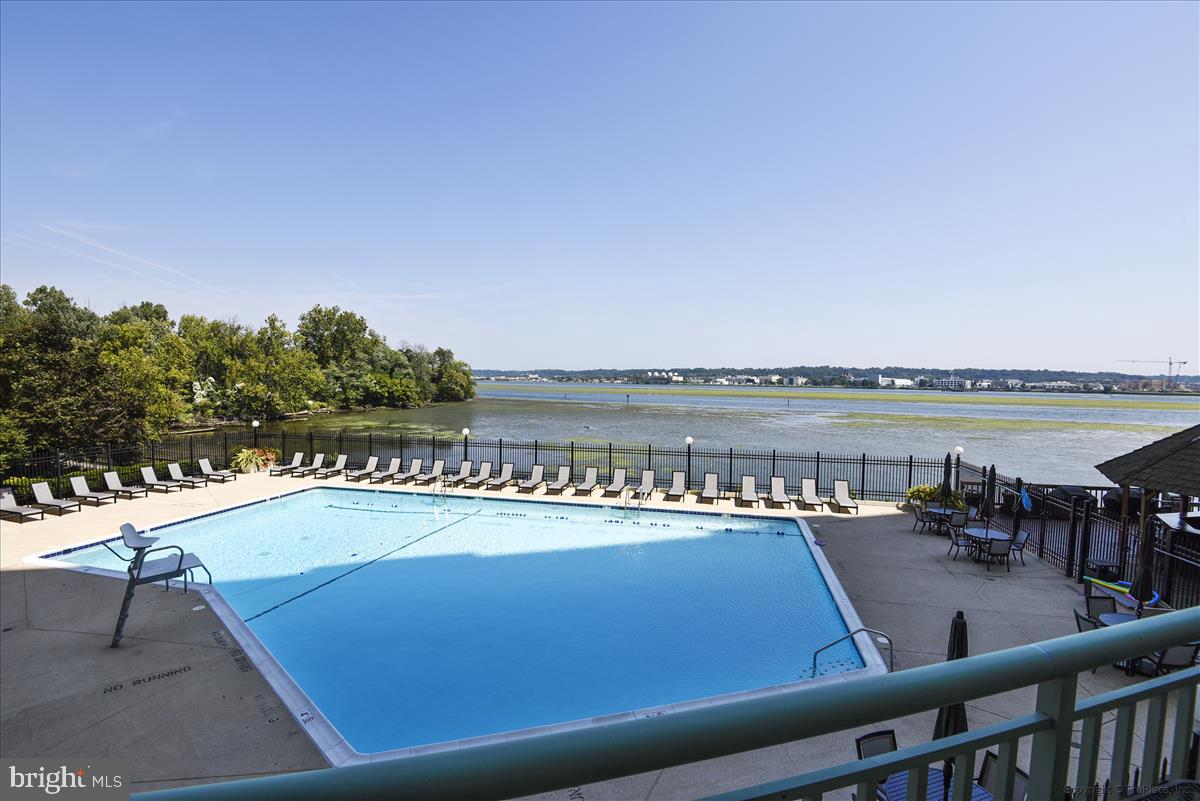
[1117,357,1189,388]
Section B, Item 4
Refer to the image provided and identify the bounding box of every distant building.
[645,371,685,384]
[928,377,971,391]
[878,375,915,388]
[783,376,808,386]
[1026,381,1080,392]
[975,380,993,390]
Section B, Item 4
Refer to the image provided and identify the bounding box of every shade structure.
[941,453,953,503]
[933,611,970,801]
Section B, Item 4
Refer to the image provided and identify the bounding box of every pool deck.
[0,473,1165,798]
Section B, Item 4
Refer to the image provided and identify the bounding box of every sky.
[1,1,1196,373]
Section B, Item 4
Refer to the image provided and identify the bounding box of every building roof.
[1094,424,1200,496]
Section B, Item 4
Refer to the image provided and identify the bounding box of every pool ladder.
[620,489,643,518]
[810,628,894,676]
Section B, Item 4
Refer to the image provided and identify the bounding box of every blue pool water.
[60,488,864,753]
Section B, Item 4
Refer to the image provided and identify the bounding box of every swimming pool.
[50,487,880,763]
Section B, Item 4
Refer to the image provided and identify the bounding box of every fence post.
[727,448,733,493]
[686,442,692,490]
[400,433,405,464]
[308,431,314,456]
[1010,477,1024,542]
[368,433,373,457]
[570,441,575,478]
[281,431,288,465]
[907,455,913,490]
[815,452,821,494]
[338,430,344,456]
[647,443,651,471]
[223,431,229,460]
[1117,515,1130,580]
[1076,500,1094,584]
[1164,527,1177,606]
[954,453,961,491]
[534,440,538,465]
[106,443,113,470]
[1064,498,1080,579]
[860,453,867,499]
[189,437,195,469]
[1038,503,1048,560]
[1027,675,1079,800]
[771,450,776,481]
[607,443,612,478]
[463,433,469,463]
[55,451,63,497]
[499,438,503,465]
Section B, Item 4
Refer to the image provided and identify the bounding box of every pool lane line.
[243,508,484,623]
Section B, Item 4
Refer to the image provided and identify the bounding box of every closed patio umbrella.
[1128,493,1158,607]
[981,465,997,520]
[933,610,969,801]
[941,453,953,503]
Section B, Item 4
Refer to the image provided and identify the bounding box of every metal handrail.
[812,627,894,674]
[133,609,1200,801]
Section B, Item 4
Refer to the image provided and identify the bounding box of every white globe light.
[685,436,694,445]
[954,446,964,455]
[252,420,260,428]
[462,428,470,436]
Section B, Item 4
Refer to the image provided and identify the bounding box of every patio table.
[924,507,956,533]
[882,767,994,801]
[963,527,1010,562]
[1099,612,1139,627]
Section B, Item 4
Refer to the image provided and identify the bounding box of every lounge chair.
[443,461,473,487]
[518,465,546,493]
[1,487,44,522]
[68,476,116,506]
[603,468,628,497]
[632,469,655,501]
[346,456,380,482]
[799,478,824,511]
[545,466,572,494]
[168,462,208,489]
[664,471,686,501]
[700,473,720,504]
[462,461,493,488]
[829,479,858,514]
[768,476,791,508]
[392,458,423,484]
[103,471,149,499]
[575,466,599,495]
[140,467,182,493]
[314,454,348,479]
[369,457,404,483]
[198,458,237,483]
[414,459,446,485]
[270,452,304,476]
[30,481,82,514]
[292,453,325,478]
[738,475,760,508]
[486,463,516,490]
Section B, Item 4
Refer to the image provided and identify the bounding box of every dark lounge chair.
[603,468,628,497]
[575,467,599,495]
[104,471,149,499]
[314,454,348,479]
[392,458,423,484]
[140,467,182,493]
[68,476,116,506]
[486,463,515,490]
[270,452,304,476]
[463,461,493,488]
[292,453,325,478]
[518,465,546,493]
[198,458,237,483]
[444,461,473,487]
[168,462,208,488]
[370,457,404,483]
[545,465,572,494]
[346,456,379,482]
[1,487,44,522]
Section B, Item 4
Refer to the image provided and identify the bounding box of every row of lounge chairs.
[0,459,238,523]
[268,451,862,511]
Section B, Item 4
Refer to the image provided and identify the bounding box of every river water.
[257,383,1199,485]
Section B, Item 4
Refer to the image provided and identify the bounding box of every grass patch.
[829,412,1182,433]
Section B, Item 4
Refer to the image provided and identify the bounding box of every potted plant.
[231,447,268,473]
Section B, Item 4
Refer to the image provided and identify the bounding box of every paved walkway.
[0,473,1169,798]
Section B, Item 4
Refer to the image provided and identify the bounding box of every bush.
[906,484,968,511]
[230,447,278,472]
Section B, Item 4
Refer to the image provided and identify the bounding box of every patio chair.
[346,456,380,482]
[575,466,599,495]
[69,476,116,506]
[947,528,973,560]
[313,454,348,479]
[1085,595,1116,619]
[32,483,88,516]
[603,468,628,497]
[664,471,686,501]
[198,458,237,483]
[947,510,968,536]
[545,465,572,495]
[292,453,325,478]
[1009,529,1030,566]
[415,459,446,485]
[103,471,149,499]
[392,458,423,484]
[167,462,208,488]
[462,461,492,488]
[369,457,403,483]
[985,536,1011,572]
[800,478,824,511]
[910,503,930,533]
[978,751,1030,801]
[269,452,304,476]
[632,469,655,501]
[768,477,791,508]
[0,487,44,522]
[1130,643,1200,677]
[830,480,858,514]
[486,462,515,490]
[443,461,473,487]
[700,473,720,504]
[140,466,182,492]
[854,729,898,761]
[738,475,760,508]
[518,465,546,493]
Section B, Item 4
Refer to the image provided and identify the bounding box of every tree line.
[0,285,474,464]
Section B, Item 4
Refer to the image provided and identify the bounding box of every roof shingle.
[1094,424,1200,496]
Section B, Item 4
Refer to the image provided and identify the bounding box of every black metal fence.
[960,462,1200,611]
[2,430,952,506]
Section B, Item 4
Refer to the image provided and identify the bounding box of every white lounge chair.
[370,457,403,483]
[603,468,628,497]
[738,475,760,508]
[575,467,599,495]
[800,478,824,511]
[545,466,572,494]
[463,461,493,488]
[314,454,348,479]
[198,458,237,482]
[768,476,791,508]
[632,469,655,501]
[518,465,546,493]
[270,452,304,476]
[33,482,83,514]
[830,479,859,514]
[664,471,686,501]
[141,466,182,492]
[346,456,380,482]
[486,463,515,490]
[392,459,423,484]
[1,487,44,522]
[414,459,445,485]
[104,471,149,499]
[444,461,473,487]
[700,473,720,504]
[69,476,116,506]
[292,453,325,478]
[168,462,208,488]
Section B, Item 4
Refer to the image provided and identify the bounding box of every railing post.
[399,433,405,464]
[686,442,692,490]
[338,430,344,456]
[860,453,867,499]
[1065,497,1080,579]
[647,443,651,471]
[55,450,63,497]
[281,431,288,466]
[727,448,733,493]
[463,433,469,463]
[907,455,913,490]
[534,440,538,465]
[1076,499,1094,583]
[1117,515,1130,580]
[815,451,821,494]
[308,431,314,456]
[223,431,229,461]
[106,443,113,470]
[1027,675,1078,801]
[570,441,575,478]
[368,433,373,457]
[771,449,776,480]
[498,438,503,465]
[1038,502,1048,559]
[151,442,157,471]
[1164,526,1177,606]
[189,437,195,470]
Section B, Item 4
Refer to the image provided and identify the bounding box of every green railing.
[135,611,1199,801]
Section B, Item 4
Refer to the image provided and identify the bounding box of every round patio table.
[924,506,956,533]
[963,527,1010,541]
[1099,612,1139,627]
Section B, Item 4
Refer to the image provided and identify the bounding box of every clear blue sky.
[1,1,1196,373]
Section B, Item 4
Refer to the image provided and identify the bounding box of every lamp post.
[953,445,964,492]
[252,419,260,448]
[462,428,470,462]
[685,436,693,490]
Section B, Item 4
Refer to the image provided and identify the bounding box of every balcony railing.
[134,610,1199,801]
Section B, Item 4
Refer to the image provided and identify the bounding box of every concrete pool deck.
[0,473,1173,798]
